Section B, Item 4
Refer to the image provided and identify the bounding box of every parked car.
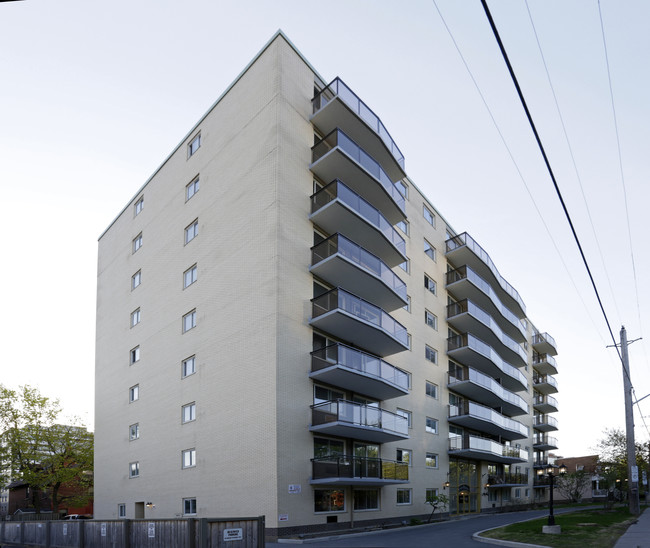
[62,514,92,520]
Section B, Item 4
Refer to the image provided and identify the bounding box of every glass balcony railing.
[487,472,529,486]
[311,399,408,436]
[449,401,528,438]
[311,234,407,301]
[312,129,405,213]
[446,233,526,315]
[311,455,408,482]
[312,288,408,347]
[312,78,405,169]
[533,353,557,369]
[533,332,558,351]
[446,265,526,338]
[533,375,559,390]
[534,435,558,447]
[534,415,558,429]
[311,343,410,392]
[311,180,406,257]
[447,333,527,388]
[447,300,527,363]
[447,367,528,413]
[534,394,559,409]
[449,434,528,461]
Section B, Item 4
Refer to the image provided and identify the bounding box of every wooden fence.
[0,516,264,548]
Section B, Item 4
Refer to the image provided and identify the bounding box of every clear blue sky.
[1,0,649,458]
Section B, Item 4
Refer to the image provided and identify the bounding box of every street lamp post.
[537,463,567,527]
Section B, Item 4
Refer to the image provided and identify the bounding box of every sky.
[1,0,649,459]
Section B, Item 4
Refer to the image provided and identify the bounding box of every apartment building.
[94,31,559,535]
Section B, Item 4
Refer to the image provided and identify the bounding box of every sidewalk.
[614,507,650,548]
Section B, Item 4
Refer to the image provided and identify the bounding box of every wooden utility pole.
[620,325,640,515]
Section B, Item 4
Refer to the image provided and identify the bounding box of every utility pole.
[620,325,640,515]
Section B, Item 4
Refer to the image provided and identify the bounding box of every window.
[426,453,439,468]
[314,489,345,512]
[182,403,196,423]
[425,310,437,330]
[425,488,439,502]
[188,133,201,157]
[403,296,411,312]
[131,270,141,290]
[396,488,412,505]
[129,385,139,402]
[398,259,410,274]
[131,308,141,327]
[424,274,437,295]
[396,449,411,466]
[132,233,142,253]
[395,180,408,199]
[182,356,196,378]
[396,408,412,429]
[514,488,521,498]
[185,219,198,244]
[184,265,197,288]
[186,176,200,200]
[425,381,438,399]
[183,309,196,333]
[129,462,139,478]
[118,504,126,518]
[423,205,435,226]
[134,197,144,216]
[488,489,498,502]
[182,448,196,468]
[129,423,139,440]
[130,346,140,365]
[183,498,197,516]
[426,417,438,434]
[503,489,511,502]
[425,345,438,364]
[314,385,344,405]
[396,219,409,236]
[353,489,379,511]
[424,239,436,261]
[314,437,344,458]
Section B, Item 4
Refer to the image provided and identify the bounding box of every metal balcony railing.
[311,399,409,436]
[311,455,408,482]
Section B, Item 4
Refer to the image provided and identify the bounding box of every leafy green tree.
[425,492,449,523]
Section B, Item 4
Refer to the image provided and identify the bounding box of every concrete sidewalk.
[614,507,650,548]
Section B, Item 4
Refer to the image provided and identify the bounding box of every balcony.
[533,374,559,395]
[311,129,405,224]
[310,180,406,267]
[447,333,527,392]
[533,475,552,488]
[487,473,529,487]
[447,367,528,417]
[310,344,409,401]
[311,78,405,181]
[449,434,528,464]
[533,394,558,414]
[311,234,407,311]
[532,353,558,375]
[533,435,558,451]
[446,300,527,366]
[532,332,558,356]
[445,233,526,318]
[311,288,408,356]
[310,400,409,443]
[445,266,526,343]
[310,455,408,486]
[448,401,528,441]
[533,415,558,432]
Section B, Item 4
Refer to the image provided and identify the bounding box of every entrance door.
[354,443,379,478]
[457,485,471,514]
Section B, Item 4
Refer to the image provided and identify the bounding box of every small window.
[131,308,141,327]
[134,197,144,216]
[132,233,142,253]
[425,345,438,364]
[183,310,197,333]
[129,423,139,441]
[426,381,438,399]
[396,449,411,466]
[182,356,196,378]
[130,346,140,365]
[188,133,201,157]
[426,417,438,434]
[183,498,197,516]
[426,453,439,468]
[118,503,126,518]
[129,461,139,478]
[423,205,435,226]
[403,296,411,312]
[424,275,437,295]
[185,220,198,244]
[182,402,196,423]
[514,488,521,498]
[396,408,412,429]
[182,448,196,469]
[396,488,412,505]
[398,259,410,274]
[186,176,200,201]
[314,489,345,512]
[184,265,197,288]
[396,219,409,236]
[353,489,379,511]
[395,180,408,199]
[424,239,436,261]
[426,488,438,502]
[129,385,139,402]
[131,270,141,290]
[425,310,437,330]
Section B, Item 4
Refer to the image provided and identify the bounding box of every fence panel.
[2,522,23,543]
[131,519,190,548]
[51,520,82,548]
[208,518,262,548]
[24,521,49,546]
[83,520,125,548]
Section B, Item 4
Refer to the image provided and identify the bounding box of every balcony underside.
[448,448,527,465]
[447,414,527,441]
[310,309,407,357]
[533,422,558,433]
[311,97,406,182]
[310,199,406,267]
[533,442,558,451]
[447,346,526,393]
[487,482,529,488]
[309,421,408,444]
[533,357,558,376]
[447,379,527,417]
[310,364,408,401]
[533,381,558,395]
[310,254,407,312]
[310,148,405,225]
[532,340,557,356]
[533,401,558,414]
[310,477,408,486]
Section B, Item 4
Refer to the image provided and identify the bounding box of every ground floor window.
[488,489,498,502]
[353,489,379,511]
[183,498,197,516]
[425,488,438,501]
[118,503,126,518]
[396,488,412,505]
[314,489,345,513]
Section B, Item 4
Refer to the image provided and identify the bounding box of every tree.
[425,493,449,523]
[0,385,93,514]
[555,470,591,503]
